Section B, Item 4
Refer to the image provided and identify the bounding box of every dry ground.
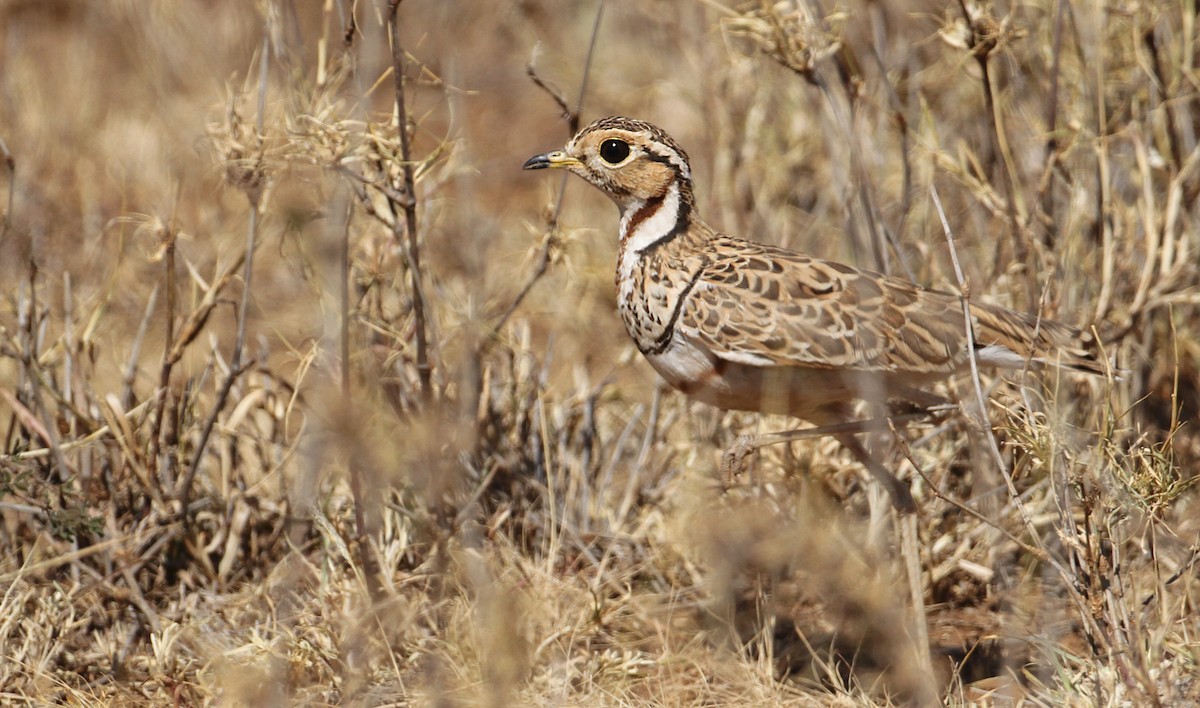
[1,0,1198,705]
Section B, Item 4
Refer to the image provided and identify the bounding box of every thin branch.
[808,0,892,275]
[176,359,255,512]
[387,0,432,402]
[956,1,1037,304]
[339,199,352,422]
[570,0,607,136]
[1037,0,1066,247]
[121,284,159,411]
[335,189,371,557]
[525,59,571,124]
[930,186,1045,537]
[887,419,1048,562]
[1142,23,1183,172]
[13,181,73,488]
[0,137,12,242]
[484,0,607,341]
[866,45,916,282]
[146,220,177,479]
[237,35,271,361]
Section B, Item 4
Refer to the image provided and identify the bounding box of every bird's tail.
[969,302,1117,377]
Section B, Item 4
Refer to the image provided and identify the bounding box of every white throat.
[619,182,682,255]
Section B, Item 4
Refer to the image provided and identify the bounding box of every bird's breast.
[616,250,687,353]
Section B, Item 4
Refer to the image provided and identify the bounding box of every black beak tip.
[523,154,551,170]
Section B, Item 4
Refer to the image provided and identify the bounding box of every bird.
[523,116,1109,513]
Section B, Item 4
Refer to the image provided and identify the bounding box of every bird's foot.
[720,433,760,488]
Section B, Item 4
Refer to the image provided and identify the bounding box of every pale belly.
[641,334,863,421]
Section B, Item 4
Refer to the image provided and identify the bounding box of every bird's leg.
[834,432,917,514]
[720,413,928,513]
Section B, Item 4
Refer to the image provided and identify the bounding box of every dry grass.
[1,0,1198,704]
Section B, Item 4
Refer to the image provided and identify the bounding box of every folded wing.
[677,237,1105,376]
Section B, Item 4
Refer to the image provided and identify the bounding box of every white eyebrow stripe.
[643,141,690,180]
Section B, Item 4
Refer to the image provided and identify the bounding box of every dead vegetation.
[0,0,1197,704]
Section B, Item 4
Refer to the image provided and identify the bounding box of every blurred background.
[1,0,1197,704]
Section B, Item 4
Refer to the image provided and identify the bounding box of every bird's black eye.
[599,139,630,164]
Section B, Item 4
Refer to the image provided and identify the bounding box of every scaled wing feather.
[677,237,1101,375]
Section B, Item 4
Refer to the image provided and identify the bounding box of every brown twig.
[387,0,433,402]
[16,218,72,489]
[886,419,1048,561]
[484,0,607,342]
[865,45,916,281]
[146,220,177,481]
[62,274,76,444]
[0,136,12,242]
[807,0,894,275]
[929,186,1022,507]
[121,284,158,412]
[1037,0,1066,248]
[525,62,572,127]
[1141,23,1183,173]
[956,1,1037,304]
[175,359,255,514]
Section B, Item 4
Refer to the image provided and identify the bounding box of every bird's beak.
[523,150,579,170]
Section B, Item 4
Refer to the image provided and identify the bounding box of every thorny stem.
[387,0,432,402]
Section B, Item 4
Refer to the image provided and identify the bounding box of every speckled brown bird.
[523,116,1108,512]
